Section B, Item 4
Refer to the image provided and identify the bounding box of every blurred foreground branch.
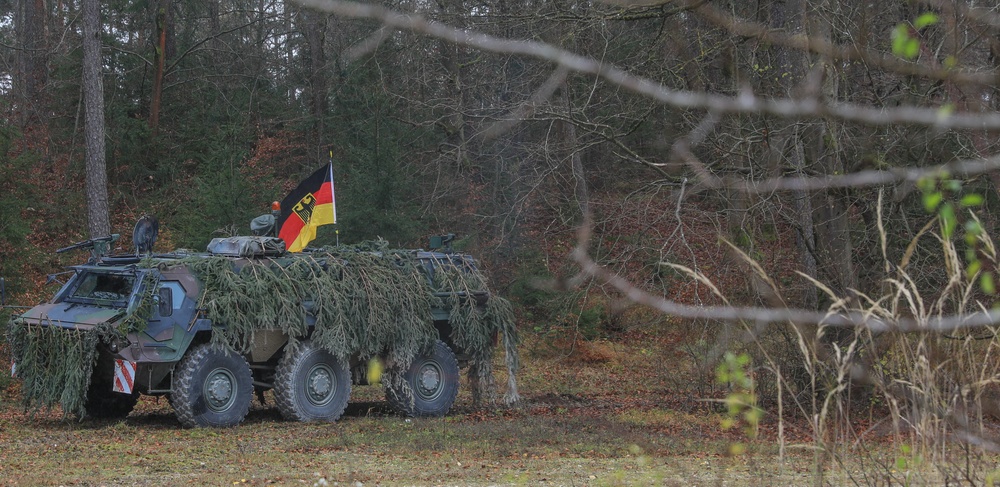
[296,0,1000,131]
[571,214,1000,333]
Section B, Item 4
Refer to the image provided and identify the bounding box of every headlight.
[109,338,131,353]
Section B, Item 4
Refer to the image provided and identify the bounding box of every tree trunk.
[207,0,224,72]
[15,0,48,127]
[561,81,588,218]
[771,0,819,309]
[82,0,110,238]
[284,3,296,104]
[302,9,328,163]
[149,0,171,133]
[792,133,819,309]
[809,0,858,297]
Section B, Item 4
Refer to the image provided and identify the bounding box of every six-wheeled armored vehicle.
[7,232,517,427]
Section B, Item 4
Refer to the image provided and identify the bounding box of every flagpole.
[329,151,339,246]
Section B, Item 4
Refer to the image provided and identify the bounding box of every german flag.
[277,163,337,252]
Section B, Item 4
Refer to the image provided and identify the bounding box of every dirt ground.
[0,330,962,486]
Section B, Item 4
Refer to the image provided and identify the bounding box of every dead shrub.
[530,330,618,365]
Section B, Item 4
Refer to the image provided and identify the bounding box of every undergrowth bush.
[665,189,1000,484]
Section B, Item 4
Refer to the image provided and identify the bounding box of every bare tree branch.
[712,153,1000,194]
[571,213,1000,333]
[691,1,1000,86]
[294,0,1000,131]
[478,66,569,141]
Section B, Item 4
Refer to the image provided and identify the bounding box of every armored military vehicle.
[7,229,518,428]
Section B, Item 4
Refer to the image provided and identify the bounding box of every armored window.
[158,287,173,317]
[156,281,185,317]
[67,272,136,306]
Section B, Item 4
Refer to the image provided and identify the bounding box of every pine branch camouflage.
[7,320,113,418]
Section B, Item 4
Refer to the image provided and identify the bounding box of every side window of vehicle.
[158,287,172,317]
[157,281,185,317]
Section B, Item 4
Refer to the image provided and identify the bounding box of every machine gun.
[56,234,120,263]
[428,234,455,253]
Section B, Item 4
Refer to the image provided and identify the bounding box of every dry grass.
[5,281,1000,487]
[0,329,879,487]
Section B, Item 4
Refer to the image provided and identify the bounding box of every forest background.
[5,0,1000,483]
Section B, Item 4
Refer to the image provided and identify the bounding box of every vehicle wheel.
[79,355,140,420]
[273,341,351,422]
[171,343,253,428]
[384,340,459,417]
[83,379,139,420]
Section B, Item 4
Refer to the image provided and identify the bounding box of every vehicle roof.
[75,248,474,272]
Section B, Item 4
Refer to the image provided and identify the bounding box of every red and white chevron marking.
[113,359,136,394]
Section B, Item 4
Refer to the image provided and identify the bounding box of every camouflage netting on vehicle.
[5,245,519,417]
[121,272,159,334]
[7,320,107,418]
[183,246,520,405]
[6,278,158,418]
[431,256,520,405]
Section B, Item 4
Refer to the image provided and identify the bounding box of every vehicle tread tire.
[171,343,253,428]
[83,380,139,420]
[80,356,140,421]
[384,340,459,417]
[273,341,351,422]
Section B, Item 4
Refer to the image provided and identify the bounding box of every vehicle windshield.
[65,272,137,306]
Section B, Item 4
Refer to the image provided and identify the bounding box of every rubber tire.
[79,355,139,420]
[384,340,459,417]
[273,341,351,422]
[171,344,253,428]
[83,379,139,420]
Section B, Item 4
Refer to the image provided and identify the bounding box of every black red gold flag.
[277,163,337,252]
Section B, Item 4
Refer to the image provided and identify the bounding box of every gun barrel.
[55,235,117,254]
[56,241,87,253]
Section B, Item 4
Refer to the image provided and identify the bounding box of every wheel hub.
[417,363,442,399]
[205,368,236,412]
[307,364,335,406]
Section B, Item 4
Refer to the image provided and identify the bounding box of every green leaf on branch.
[914,12,939,29]
[967,260,982,280]
[940,202,957,239]
[923,191,943,212]
[913,12,938,30]
[965,219,983,236]
[982,272,996,295]
[893,14,936,60]
[961,194,985,207]
[917,176,937,193]
[892,24,919,59]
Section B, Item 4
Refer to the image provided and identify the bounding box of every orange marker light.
[271,201,281,211]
